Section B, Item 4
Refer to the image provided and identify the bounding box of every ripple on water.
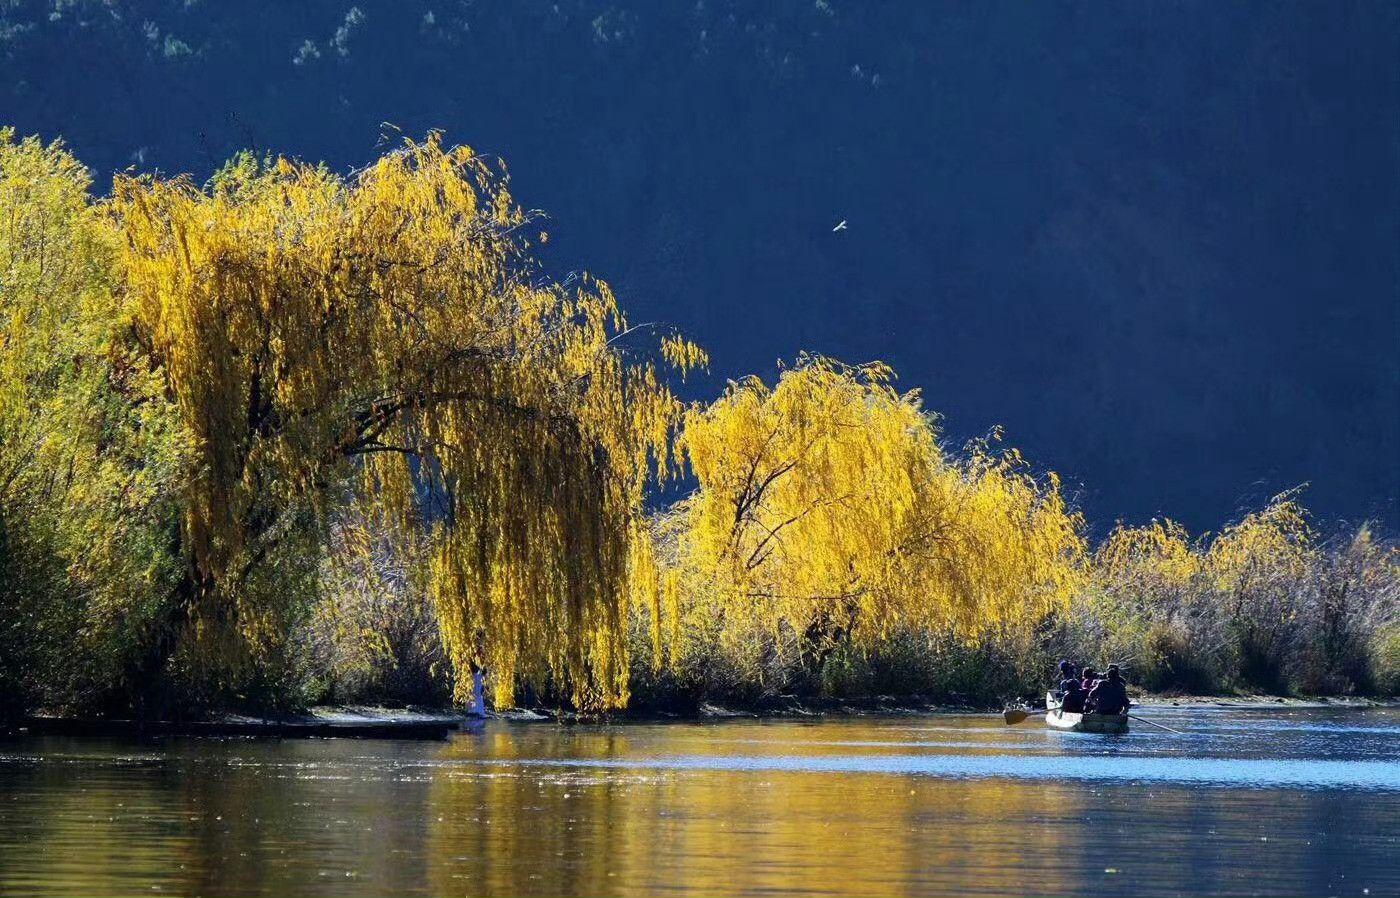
[2,712,1399,897]
[463,752,1400,791]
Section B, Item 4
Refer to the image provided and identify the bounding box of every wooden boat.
[1044,692,1130,734]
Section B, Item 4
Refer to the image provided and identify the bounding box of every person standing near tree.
[468,663,487,717]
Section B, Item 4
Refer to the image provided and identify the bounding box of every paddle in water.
[1002,706,1046,725]
[1126,713,1186,735]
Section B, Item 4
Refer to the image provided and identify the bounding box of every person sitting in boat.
[1054,659,1076,690]
[1085,665,1130,715]
[1080,666,1099,692]
[1051,660,1082,706]
[1058,676,1087,713]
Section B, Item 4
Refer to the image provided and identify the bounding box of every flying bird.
[832,220,847,232]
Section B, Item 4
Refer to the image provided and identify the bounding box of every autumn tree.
[1085,518,1221,690]
[1085,497,1318,693]
[1204,490,1317,691]
[652,355,1084,688]
[0,130,188,717]
[113,135,702,710]
[1077,490,1400,695]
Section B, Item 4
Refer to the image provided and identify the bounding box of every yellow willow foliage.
[0,130,187,660]
[1082,517,1208,671]
[1338,525,1400,607]
[664,355,1085,663]
[112,135,703,708]
[1206,489,1316,606]
[0,129,116,495]
[1094,517,1202,604]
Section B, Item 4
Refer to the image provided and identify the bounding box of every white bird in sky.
[832,220,847,232]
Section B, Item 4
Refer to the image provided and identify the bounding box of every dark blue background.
[4,0,1395,534]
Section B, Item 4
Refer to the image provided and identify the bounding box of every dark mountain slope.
[3,0,1396,532]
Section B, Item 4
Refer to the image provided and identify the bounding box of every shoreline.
[1130,693,1400,711]
[9,693,1397,741]
[15,707,468,740]
[588,692,1400,722]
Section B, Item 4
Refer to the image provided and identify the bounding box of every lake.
[3,707,1398,896]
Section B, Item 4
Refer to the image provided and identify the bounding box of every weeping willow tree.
[113,135,702,709]
[653,355,1085,681]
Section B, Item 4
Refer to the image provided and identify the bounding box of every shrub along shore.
[2,130,1397,728]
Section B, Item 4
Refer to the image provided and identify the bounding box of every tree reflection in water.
[2,713,1399,896]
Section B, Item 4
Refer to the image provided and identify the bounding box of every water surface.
[2,707,1398,896]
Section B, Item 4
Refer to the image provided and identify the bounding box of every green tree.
[0,129,188,718]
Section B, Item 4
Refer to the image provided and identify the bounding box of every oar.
[1004,704,1186,735]
[1002,708,1033,725]
[1126,713,1186,735]
[1002,705,1057,725]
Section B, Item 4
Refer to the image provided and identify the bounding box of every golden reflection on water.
[2,715,1399,896]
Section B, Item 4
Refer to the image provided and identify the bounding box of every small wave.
[459,753,1400,791]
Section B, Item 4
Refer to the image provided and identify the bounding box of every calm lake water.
[3,707,1399,896]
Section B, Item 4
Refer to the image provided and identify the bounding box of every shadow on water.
[1,708,1398,896]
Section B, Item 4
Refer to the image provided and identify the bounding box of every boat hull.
[1044,692,1130,734]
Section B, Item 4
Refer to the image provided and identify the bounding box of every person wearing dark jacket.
[1058,677,1086,713]
[1050,660,1086,713]
[1086,665,1130,715]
